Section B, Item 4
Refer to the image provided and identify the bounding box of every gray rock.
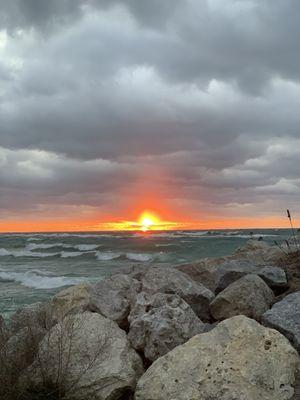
[90,266,214,326]
[48,283,92,322]
[0,314,7,340]
[128,292,208,362]
[210,274,274,321]
[139,266,215,321]
[262,292,300,352]
[259,265,289,289]
[216,261,287,293]
[233,239,285,265]
[2,326,45,371]
[26,312,144,400]
[176,260,218,292]
[135,316,300,400]
[177,259,287,294]
[90,273,141,328]
[8,302,48,335]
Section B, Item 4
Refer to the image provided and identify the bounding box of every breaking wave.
[26,243,100,251]
[60,251,86,258]
[126,252,153,262]
[95,251,168,262]
[0,269,85,289]
[0,248,59,258]
[95,251,122,261]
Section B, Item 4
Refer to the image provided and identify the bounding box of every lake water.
[0,229,291,317]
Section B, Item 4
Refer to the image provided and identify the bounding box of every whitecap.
[26,242,66,251]
[60,251,85,258]
[74,244,100,251]
[0,248,59,258]
[0,269,85,289]
[96,251,121,261]
[126,253,153,262]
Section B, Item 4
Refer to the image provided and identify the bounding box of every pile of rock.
[1,240,299,400]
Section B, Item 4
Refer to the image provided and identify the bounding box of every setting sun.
[138,212,159,231]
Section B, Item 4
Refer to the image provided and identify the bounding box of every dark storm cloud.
[0,0,300,220]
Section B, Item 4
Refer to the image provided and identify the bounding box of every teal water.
[0,229,291,317]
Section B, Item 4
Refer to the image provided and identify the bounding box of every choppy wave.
[95,251,167,262]
[61,251,86,258]
[96,251,122,261]
[26,233,123,240]
[0,269,85,289]
[126,252,153,262]
[27,242,100,251]
[26,242,67,251]
[74,244,100,251]
[0,248,59,258]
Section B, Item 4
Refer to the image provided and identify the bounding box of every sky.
[0,0,300,231]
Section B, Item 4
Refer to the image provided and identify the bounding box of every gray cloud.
[0,0,300,223]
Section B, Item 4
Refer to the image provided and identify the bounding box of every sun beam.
[138,212,159,231]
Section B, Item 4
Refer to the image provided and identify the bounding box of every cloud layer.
[0,0,300,228]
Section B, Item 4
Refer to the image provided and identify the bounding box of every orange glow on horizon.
[0,215,299,233]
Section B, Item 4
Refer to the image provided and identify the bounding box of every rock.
[49,283,91,322]
[210,274,274,321]
[139,266,215,321]
[262,292,300,352]
[259,265,289,289]
[233,239,284,265]
[8,302,48,335]
[216,261,287,293]
[90,266,214,325]
[177,259,287,294]
[90,273,141,328]
[26,312,143,400]
[2,326,45,371]
[176,260,218,292]
[135,316,300,400]
[128,292,209,362]
[0,314,7,340]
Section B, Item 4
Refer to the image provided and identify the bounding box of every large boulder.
[135,316,300,400]
[0,314,7,341]
[90,273,141,328]
[8,302,48,335]
[210,274,274,321]
[176,260,218,292]
[177,259,287,294]
[90,266,214,325]
[128,292,209,362]
[233,239,285,265]
[215,261,287,293]
[262,292,300,352]
[138,266,215,321]
[25,312,144,400]
[48,283,92,322]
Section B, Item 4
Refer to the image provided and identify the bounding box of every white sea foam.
[126,252,153,262]
[0,248,59,258]
[60,251,85,258]
[0,248,10,256]
[74,244,100,251]
[96,251,122,261]
[0,269,85,289]
[95,250,163,262]
[26,242,67,251]
[27,242,100,252]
